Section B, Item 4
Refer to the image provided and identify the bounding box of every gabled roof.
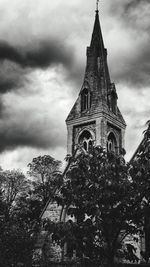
[130,139,144,163]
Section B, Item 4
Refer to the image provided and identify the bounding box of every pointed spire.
[90,3,105,53]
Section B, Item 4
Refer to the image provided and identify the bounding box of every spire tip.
[96,0,100,12]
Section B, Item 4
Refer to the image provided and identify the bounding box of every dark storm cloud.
[0,39,76,94]
[0,61,29,94]
[0,80,17,93]
[0,126,42,152]
[0,105,66,153]
[0,42,23,65]
[107,0,150,88]
[0,126,59,152]
[113,45,150,87]
[0,38,76,97]
[0,40,73,69]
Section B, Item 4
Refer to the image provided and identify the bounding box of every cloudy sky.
[0,0,149,171]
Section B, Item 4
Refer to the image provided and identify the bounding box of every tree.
[0,169,40,266]
[0,216,34,267]
[44,147,144,267]
[0,155,63,266]
[28,155,62,207]
[129,121,150,263]
[0,169,30,216]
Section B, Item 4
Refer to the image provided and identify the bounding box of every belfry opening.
[79,130,93,152]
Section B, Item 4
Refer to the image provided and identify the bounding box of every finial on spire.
[96,0,100,12]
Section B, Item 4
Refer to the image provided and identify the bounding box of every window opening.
[79,130,93,152]
[107,132,117,153]
[81,88,91,111]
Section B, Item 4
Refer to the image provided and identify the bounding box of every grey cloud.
[124,0,150,14]
[0,79,18,93]
[0,42,23,65]
[0,39,75,94]
[0,40,73,69]
[0,61,28,94]
[0,108,66,152]
[122,0,150,33]
[107,0,150,88]
[108,0,150,20]
[113,45,150,87]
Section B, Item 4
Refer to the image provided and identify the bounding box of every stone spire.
[90,10,105,52]
[85,9,111,98]
[66,6,126,155]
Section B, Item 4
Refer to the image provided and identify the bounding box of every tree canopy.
[43,145,150,266]
[0,155,62,266]
[28,155,62,207]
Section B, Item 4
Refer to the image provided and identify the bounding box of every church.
[66,8,126,156]
[38,3,148,264]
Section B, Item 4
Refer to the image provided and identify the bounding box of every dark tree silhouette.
[45,146,147,266]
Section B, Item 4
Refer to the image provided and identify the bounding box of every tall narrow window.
[81,88,91,111]
[107,132,118,154]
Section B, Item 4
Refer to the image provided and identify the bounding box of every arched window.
[81,88,91,111]
[79,130,93,152]
[107,132,118,153]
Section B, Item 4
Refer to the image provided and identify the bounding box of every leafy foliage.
[0,169,35,266]
[0,154,62,266]
[130,121,150,262]
[0,169,30,214]
[28,155,62,207]
[44,146,147,266]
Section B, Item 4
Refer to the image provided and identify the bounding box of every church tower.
[66,8,126,155]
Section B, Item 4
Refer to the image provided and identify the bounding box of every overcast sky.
[0,0,149,171]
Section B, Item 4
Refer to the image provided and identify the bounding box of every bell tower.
[66,7,126,155]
